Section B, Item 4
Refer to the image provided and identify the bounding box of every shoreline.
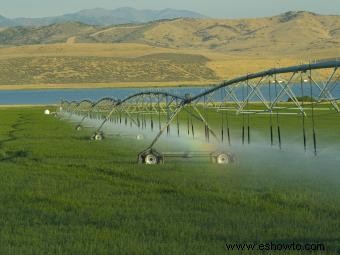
[0,104,57,108]
[0,102,334,108]
[0,81,219,91]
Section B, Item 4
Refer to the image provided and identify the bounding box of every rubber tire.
[94,133,103,141]
[216,153,230,164]
[144,154,158,165]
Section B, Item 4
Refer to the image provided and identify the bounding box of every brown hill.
[1,11,338,58]
[0,11,338,89]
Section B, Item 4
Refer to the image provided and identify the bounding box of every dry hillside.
[1,11,339,57]
[0,11,338,88]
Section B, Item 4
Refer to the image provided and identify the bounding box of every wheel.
[93,133,103,141]
[216,153,230,164]
[144,154,158,165]
[211,152,234,164]
[136,134,144,140]
[138,149,163,164]
[95,134,103,140]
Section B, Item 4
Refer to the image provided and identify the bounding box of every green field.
[0,107,340,254]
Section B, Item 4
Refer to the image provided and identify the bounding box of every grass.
[0,106,339,254]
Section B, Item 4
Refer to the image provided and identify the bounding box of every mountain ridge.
[0,15,16,26]
[0,7,206,27]
[0,11,338,59]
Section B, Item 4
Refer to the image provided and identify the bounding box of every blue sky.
[2,0,340,18]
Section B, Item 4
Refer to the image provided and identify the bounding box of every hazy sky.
[1,0,340,18]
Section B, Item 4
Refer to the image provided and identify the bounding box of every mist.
[62,111,340,181]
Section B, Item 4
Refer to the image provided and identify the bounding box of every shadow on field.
[72,135,93,141]
[0,149,29,162]
[94,167,150,183]
[0,114,31,146]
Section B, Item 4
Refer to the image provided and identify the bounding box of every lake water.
[0,87,207,105]
[0,84,339,105]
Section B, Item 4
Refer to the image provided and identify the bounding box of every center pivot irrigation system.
[59,60,340,164]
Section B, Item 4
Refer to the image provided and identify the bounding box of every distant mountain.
[0,22,96,44]
[1,11,339,57]
[0,7,206,27]
[66,7,207,24]
[0,15,16,27]
[0,11,339,87]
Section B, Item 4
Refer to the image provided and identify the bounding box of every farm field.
[0,106,340,254]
